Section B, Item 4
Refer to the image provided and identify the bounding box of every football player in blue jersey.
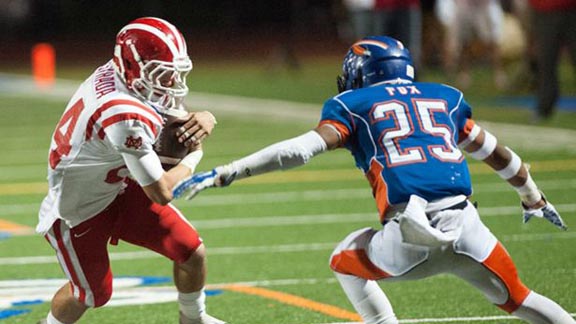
[174,36,574,323]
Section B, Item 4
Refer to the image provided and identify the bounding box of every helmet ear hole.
[352,68,363,89]
[337,75,346,93]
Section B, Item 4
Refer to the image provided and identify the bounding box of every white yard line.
[2,276,572,322]
[3,201,576,232]
[1,73,575,151]
[2,178,576,216]
[321,313,576,323]
[2,231,576,266]
[1,74,574,322]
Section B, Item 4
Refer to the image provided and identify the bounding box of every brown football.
[153,108,190,170]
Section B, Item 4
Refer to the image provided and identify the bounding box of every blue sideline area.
[495,96,576,112]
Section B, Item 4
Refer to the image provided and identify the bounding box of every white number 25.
[370,99,463,167]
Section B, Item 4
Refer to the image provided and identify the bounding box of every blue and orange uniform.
[320,82,474,223]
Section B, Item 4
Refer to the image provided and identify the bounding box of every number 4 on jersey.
[49,99,85,169]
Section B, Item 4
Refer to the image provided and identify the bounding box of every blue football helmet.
[337,36,415,93]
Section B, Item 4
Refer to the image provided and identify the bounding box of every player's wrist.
[514,173,541,207]
[179,150,204,174]
[213,164,239,187]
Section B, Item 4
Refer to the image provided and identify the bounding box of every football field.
[0,72,575,324]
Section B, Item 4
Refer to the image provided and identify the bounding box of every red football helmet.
[113,17,192,111]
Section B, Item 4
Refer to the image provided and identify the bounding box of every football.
[153,108,190,170]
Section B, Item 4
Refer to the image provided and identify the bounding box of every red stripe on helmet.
[129,17,186,55]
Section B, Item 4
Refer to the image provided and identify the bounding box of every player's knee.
[179,243,206,274]
[91,285,113,308]
[496,284,531,314]
[483,242,531,313]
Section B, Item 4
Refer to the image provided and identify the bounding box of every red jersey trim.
[85,99,162,140]
[53,220,87,303]
[97,113,158,140]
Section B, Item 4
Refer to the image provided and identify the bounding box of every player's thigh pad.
[114,180,203,263]
[330,227,392,280]
[330,224,430,280]
[453,203,497,262]
[368,221,430,277]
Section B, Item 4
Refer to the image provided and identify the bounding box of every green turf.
[0,61,574,323]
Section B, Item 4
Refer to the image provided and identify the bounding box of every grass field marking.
[170,203,576,229]
[2,72,576,153]
[2,160,576,196]
[209,277,338,289]
[233,159,576,185]
[0,243,337,265]
[0,182,47,195]
[0,219,33,236]
[2,202,575,234]
[319,313,576,323]
[222,284,362,321]
[2,231,576,266]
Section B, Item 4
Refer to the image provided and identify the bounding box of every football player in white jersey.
[37,17,226,324]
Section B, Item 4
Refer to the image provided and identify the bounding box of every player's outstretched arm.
[459,123,567,230]
[173,125,341,200]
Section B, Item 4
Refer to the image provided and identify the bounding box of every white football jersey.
[37,61,166,234]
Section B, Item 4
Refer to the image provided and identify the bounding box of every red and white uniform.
[38,61,165,233]
[37,61,201,307]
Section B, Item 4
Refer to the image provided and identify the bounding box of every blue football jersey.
[319,82,473,220]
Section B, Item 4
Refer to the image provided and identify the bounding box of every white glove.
[172,165,236,200]
[522,196,567,230]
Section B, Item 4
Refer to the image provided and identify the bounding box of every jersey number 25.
[371,99,463,167]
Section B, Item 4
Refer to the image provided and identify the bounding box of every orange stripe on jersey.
[98,113,158,139]
[319,120,351,145]
[330,249,391,280]
[482,241,531,313]
[365,159,389,223]
[85,99,162,140]
[458,118,476,144]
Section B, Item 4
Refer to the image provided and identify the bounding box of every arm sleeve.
[228,130,328,180]
[105,120,165,186]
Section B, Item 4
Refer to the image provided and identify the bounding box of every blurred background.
[0,2,575,323]
[0,0,574,124]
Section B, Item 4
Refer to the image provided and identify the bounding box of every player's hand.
[522,196,568,230]
[176,111,217,148]
[172,165,236,200]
